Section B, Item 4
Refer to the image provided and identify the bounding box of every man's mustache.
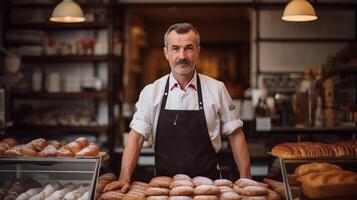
[175,59,190,65]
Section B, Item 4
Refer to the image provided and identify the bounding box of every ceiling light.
[282,0,317,22]
[50,0,85,23]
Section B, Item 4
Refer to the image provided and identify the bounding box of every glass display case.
[0,156,103,199]
[279,158,357,200]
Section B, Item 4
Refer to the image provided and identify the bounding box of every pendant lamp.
[282,0,317,22]
[50,0,85,23]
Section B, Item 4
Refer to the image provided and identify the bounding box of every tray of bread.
[279,158,357,200]
[95,173,284,200]
[269,140,357,159]
[0,137,105,159]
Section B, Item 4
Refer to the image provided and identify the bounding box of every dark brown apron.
[155,74,219,179]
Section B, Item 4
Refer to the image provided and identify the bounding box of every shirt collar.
[169,71,197,91]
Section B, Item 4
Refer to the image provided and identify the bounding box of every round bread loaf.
[233,184,243,194]
[169,186,194,196]
[235,178,264,188]
[192,177,213,187]
[147,196,169,200]
[149,176,173,188]
[220,192,240,200]
[168,196,192,200]
[193,185,219,195]
[240,186,268,196]
[145,187,170,196]
[192,195,218,200]
[170,180,194,189]
[214,179,233,187]
[173,174,192,181]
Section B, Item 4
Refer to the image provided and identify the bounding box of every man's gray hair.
[164,23,200,47]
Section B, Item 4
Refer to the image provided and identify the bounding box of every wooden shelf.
[11,91,108,99]
[9,125,108,133]
[22,55,111,63]
[9,22,108,30]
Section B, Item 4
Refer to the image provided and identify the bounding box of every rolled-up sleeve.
[219,82,244,136]
[129,85,153,140]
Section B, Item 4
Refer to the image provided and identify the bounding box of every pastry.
[28,138,47,151]
[21,145,37,157]
[234,178,264,188]
[38,145,58,157]
[75,143,99,157]
[192,195,218,200]
[64,141,82,154]
[57,147,75,157]
[146,196,169,200]
[46,183,76,200]
[217,186,233,193]
[99,190,124,200]
[168,196,192,200]
[219,191,240,200]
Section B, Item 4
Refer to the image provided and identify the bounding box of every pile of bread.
[286,162,357,199]
[0,179,90,200]
[97,173,281,200]
[0,137,99,157]
[271,140,357,159]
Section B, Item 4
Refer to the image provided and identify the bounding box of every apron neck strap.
[161,74,204,110]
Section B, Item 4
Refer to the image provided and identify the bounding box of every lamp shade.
[282,0,317,22]
[50,0,85,23]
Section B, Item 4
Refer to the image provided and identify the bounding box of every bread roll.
[240,186,268,196]
[192,195,218,200]
[298,170,357,199]
[16,188,41,200]
[122,192,145,200]
[173,174,192,181]
[213,179,233,187]
[145,187,170,196]
[234,178,264,188]
[219,192,240,200]
[45,183,76,200]
[75,143,99,157]
[63,184,90,200]
[4,145,22,156]
[168,196,192,200]
[169,180,193,189]
[146,196,169,200]
[217,186,233,193]
[241,196,267,200]
[192,177,213,187]
[193,185,219,195]
[99,190,124,200]
[169,186,194,196]
[266,188,281,200]
[99,173,117,182]
[74,137,89,148]
[2,138,17,147]
[149,176,173,188]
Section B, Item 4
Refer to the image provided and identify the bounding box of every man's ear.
[163,46,169,60]
[197,45,201,56]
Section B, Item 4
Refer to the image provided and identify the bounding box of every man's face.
[164,30,200,76]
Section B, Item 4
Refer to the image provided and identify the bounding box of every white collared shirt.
[129,72,244,152]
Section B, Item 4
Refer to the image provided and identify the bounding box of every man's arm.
[227,127,251,179]
[103,129,145,192]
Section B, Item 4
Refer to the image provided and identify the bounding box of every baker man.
[104,23,251,193]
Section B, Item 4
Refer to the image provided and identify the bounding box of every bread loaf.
[298,170,357,199]
[149,176,173,188]
[294,162,342,177]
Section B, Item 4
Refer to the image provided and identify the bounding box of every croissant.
[75,143,99,157]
